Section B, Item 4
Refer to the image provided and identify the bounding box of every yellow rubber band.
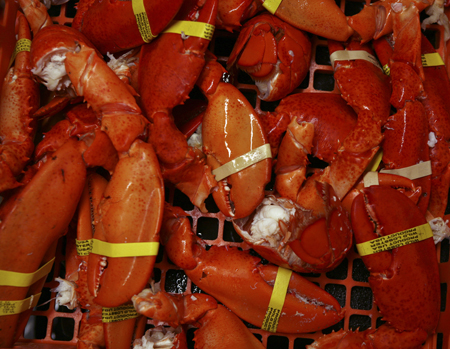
[262,0,282,14]
[367,149,383,173]
[132,0,156,43]
[422,53,444,67]
[212,144,272,181]
[261,267,292,332]
[356,223,433,256]
[0,258,55,287]
[382,63,391,76]
[8,38,31,68]
[163,20,215,40]
[0,293,41,316]
[380,161,432,180]
[330,50,382,70]
[102,304,139,323]
[76,239,159,258]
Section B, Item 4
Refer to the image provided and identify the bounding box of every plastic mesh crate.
[1,0,450,348]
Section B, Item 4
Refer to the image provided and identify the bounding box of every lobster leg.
[0,12,39,193]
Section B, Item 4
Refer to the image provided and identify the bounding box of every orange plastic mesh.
[0,0,449,348]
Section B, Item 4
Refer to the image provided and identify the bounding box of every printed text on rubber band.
[132,0,156,42]
[262,267,292,332]
[422,53,444,67]
[262,0,282,14]
[163,21,215,40]
[382,53,444,76]
[330,50,382,70]
[212,144,272,181]
[0,258,55,287]
[102,304,139,323]
[9,38,31,68]
[0,293,41,316]
[356,223,433,256]
[76,239,159,258]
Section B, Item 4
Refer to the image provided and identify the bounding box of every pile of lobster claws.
[160,202,345,334]
[233,181,353,273]
[227,12,311,102]
[72,0,184,54]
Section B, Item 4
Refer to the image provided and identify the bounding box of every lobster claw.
[227,13,311,101]
[72,0,184,54]
[197,57,272,219]
[271,0,353,41]
[351,186,440,336]
[88,140,164,308]
[0,138,86,348]
[160,203,345,333]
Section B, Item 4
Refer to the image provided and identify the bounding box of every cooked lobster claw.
[352,186,440,338]
[197,56,272,219]
[0,138,86,347]
[160,203,345,333]
[72,0,184,54]
[227,13,311,101]
[133,287,266,348]
[88,140,164,308]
